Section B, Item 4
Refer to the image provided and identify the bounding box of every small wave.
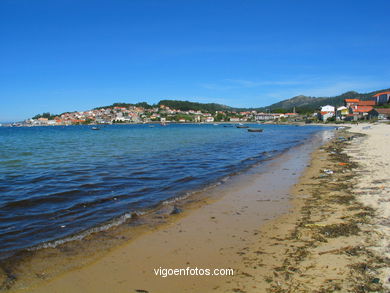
[30,175,52,183]
[2,190,83,209]
[0,159,23,165]
[29,210,146,251]
[173,176,197,184]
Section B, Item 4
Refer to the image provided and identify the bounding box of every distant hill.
[157,100,234,112]
[94,100,237,112]
[158,88,390,113]
[74,87,390,116]
[261,88,390,113]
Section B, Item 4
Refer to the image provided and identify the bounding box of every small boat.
[236,125,249,128]
[91,126,100,130]
[247,128,263,132]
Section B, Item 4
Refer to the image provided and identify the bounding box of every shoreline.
[0,124,325,263]
[2,129,333,292]
[5,124,389,292]
[218,124,390,292]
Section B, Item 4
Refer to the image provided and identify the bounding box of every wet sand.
[4,131,333,293]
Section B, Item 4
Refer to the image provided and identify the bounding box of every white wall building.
[320,105,335,112]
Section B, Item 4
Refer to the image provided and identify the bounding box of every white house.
[320,105,335,113]
[319,105,335,122]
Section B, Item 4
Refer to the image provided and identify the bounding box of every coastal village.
[317,90,390,122]
[20,105,299,126]
[3,90,390,127]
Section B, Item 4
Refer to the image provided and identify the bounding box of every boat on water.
[236,125,249,128]
[91,126,100,130]
[247,128,263,132]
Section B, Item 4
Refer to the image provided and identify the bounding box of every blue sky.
[1,0,389,121]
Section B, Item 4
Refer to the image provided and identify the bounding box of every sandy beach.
[3,124,390,293]
[2,0,389,292]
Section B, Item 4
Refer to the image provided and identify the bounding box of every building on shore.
[336,106,349,120]
[342,99,376,120]
[354,106,374,119]
[255,113,280,121]
[318,105,335,121]
[368,108,390,120]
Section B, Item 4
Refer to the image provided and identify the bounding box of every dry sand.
[4,124,390,293]
[346,123,390,290]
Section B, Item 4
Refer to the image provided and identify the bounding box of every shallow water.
[0,123,326,259]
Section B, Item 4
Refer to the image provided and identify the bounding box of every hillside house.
[336,106,349,120]
[345,99,360,110]
[372,91,390,105]
[358,100,376,106]
[318,105,335,121]
[355,106,374,119]
[344,99,375,118]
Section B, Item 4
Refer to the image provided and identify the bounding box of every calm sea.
[0,124,325,259]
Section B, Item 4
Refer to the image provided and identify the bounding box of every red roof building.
[345,99,360,110]
[368,108,390,120]
[358,100,376,106]
[372,91,390,105]
[372,91,390,97]
[355,106,373,113]
[345,99,360,103]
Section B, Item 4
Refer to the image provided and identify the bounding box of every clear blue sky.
[1,0,389,121]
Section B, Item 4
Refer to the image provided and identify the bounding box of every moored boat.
[247,128,263,132]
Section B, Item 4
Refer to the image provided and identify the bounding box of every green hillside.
[81,88,390,115]
[262,88,390,113]
[157,100,233,112]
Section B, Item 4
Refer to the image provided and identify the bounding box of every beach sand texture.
[4,124,390,293]
[347,124,390,290]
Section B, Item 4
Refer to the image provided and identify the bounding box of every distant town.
[2,91,390,127]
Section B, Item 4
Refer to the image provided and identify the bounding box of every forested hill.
[94,100,237,112]
[91,88,389,114]
[262,88,390,113]
[157,100,233,112]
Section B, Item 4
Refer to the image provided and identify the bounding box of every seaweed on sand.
[317,222,360,238]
